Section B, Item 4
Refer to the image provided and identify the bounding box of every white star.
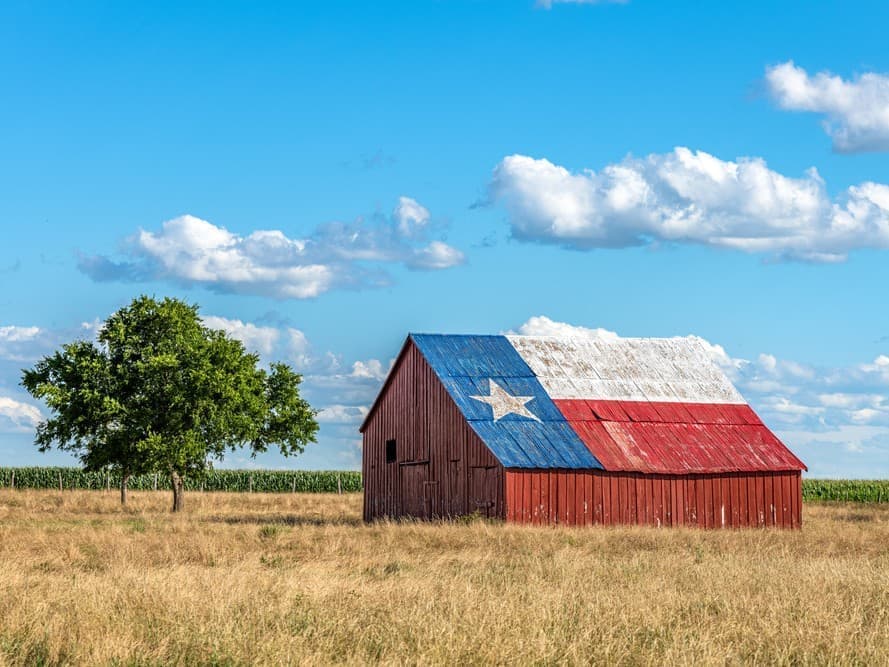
[470,379,541,422]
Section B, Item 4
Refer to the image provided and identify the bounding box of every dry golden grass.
[0,490,887,666]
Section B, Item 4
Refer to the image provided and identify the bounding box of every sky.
[2,0,889,477]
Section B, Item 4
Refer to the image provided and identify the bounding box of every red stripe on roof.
[586,399,631,422]
[552,399,806,473]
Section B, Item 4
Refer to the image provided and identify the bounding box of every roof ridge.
[412,332,707,343]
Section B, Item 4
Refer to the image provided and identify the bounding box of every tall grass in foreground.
[0,490,888,665]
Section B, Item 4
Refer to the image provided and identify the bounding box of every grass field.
[1,491,887,665]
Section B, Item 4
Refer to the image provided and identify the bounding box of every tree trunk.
[171,470,185,512]
[120,473,130,506]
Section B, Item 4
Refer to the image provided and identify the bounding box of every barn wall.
[504,469,802,528]
[362,340,504,522]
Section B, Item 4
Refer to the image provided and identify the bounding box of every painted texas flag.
[410,334,806,473]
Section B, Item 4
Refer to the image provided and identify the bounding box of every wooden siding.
[504,469,803,528]
[362,340,504,521]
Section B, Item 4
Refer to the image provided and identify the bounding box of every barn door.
[469,466,497,517]
[399,463,430,519]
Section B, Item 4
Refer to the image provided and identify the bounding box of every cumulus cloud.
[0,322,101,362]
[393,196,430,237]
[511,315,620,342]
[488,149,889,262]
[201,314,362,378]
[512,315,889,476]
[202,316,281,356]
[78,198,464,299]
[316,405,369,424]
[0,326,45,361]
[0,396,42,432]
[303,359,392,408]
[349,359,388,380]
[766,61,889,152]
[407,241,466,270]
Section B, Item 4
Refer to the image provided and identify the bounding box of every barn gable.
[360,338,504,521]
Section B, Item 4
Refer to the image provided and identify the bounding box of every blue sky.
[2,1,889,476]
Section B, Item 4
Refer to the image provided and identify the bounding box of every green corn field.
[801,479,889,503]
[1,469,887,502]
[0,467,362,493]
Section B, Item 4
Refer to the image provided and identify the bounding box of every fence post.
[58,470,63,492]
[154,473,158,491]
[337,473,342,495]
[106,473,111,492]
[11,470,14,490]
[291,476,296,493]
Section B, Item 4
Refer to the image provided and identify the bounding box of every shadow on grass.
[204,513,363,528]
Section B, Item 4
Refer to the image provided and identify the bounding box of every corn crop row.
[802,479,888,503]
[0,467,362,493]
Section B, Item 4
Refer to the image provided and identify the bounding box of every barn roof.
[363,334,806,474]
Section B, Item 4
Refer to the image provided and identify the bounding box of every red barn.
[360,334,806,528]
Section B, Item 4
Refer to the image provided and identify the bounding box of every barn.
[360,334,806,528]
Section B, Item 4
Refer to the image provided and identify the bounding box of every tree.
[22,296,319,511]
[20,339,151,505]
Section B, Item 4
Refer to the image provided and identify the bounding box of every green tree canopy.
[22,296,319,510]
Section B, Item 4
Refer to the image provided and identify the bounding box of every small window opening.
[385,439,397,463]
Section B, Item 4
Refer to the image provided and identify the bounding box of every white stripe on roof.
[505,335,746,404]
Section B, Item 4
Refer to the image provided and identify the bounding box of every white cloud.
[408,241,466,270]
[300,357,393,413]
[689,336,742,371]
[350,359,388,381]
[854,355,889,384]
[510,315,620,342]
[773,424,889,477]
[79,319,103,340]
[393,196,430,237]
[284,328,316,371]
[850,408,883,424]
[0,396,42,432]
[79,197,464,298]
[488,149,889,262]
[0,322,102,362]
[766,61,889,152]
[201,314,350,377]
[202,316,280,356]
[0,325,41,343]
[756,396,825,423]
[0,326,47,361]
[316,404,369,424]
[818,393,867,409]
